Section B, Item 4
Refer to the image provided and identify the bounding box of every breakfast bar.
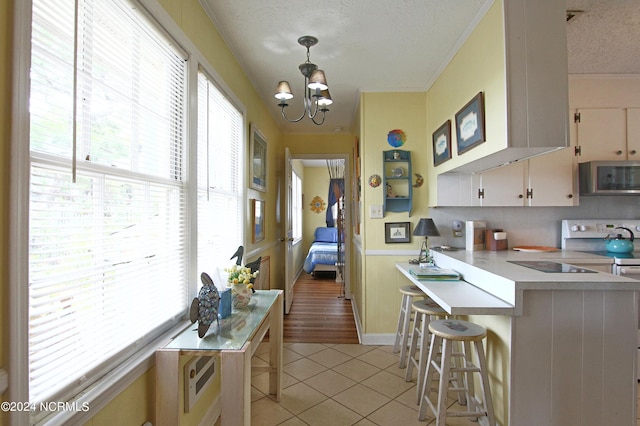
[397,250,640,426]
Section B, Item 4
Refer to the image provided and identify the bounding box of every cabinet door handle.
[616,150,623,156]
[518,194,523,199]
[568,194,573,199]
[630,150,637,155]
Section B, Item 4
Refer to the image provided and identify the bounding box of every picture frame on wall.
[455,92,486,155]
[252,199,265,243]
[432,119,452,166]
[385,222,411,243]
[250,123,267,192]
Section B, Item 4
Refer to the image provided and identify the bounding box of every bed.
[303,227,340,277]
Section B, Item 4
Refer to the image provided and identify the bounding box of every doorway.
[285,153,351,311]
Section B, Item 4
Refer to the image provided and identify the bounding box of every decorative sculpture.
[189,272,220,337]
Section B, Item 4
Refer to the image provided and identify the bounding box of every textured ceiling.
[567,0,640,74]
[199,0,640,135]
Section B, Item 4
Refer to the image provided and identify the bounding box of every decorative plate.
[368,174,382,188]
[310,196,326,213]
[392,167,404,177]
[387,129,406,147]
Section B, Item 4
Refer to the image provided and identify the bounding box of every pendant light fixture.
[274,36,332,126]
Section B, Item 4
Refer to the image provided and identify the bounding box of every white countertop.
[429,249,640,314]
[395,263,514,316]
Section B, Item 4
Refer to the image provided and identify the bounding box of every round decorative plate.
[387,129,406,147]
[392,167,404,177]
[368,174,382,188]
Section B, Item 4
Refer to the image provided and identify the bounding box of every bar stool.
[404,299,448,401]
[393,285,426,368]
[418,319,496,426]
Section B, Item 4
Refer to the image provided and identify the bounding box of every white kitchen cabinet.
[473,162,525,206]
[575,108,640,162]
[470,148,576,207]
[526,148,576,206]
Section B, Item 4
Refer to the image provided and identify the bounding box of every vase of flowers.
[225,264,258,309]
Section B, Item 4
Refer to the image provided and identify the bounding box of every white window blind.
[197,69,243,276]
[29,0,187,407]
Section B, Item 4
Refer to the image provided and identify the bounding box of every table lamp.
[413,218,440,265]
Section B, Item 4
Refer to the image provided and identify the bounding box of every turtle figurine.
[189,272,220,337]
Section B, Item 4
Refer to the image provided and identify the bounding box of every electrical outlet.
[370,205,383,218]
[452,220,463,237]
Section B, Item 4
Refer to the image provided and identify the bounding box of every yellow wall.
[302,167,331,255]
[358,92,427,334]
[426,0,506,205]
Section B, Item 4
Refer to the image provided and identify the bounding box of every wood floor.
[283,272,359,344]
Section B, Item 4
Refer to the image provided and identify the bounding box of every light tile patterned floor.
[249,342,489,426]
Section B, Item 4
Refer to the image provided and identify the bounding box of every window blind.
[29,0,187,407]
[197,70,243,277]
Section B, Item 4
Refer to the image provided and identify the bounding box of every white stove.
[561,219,640,271]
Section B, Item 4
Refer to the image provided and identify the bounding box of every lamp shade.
[317,89,333,106]
[274,81,294,100]
[308,70,328,90]
[413,218,440,237]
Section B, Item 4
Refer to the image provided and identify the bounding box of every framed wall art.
[251,199,265,243]
[385,222,411,244]
[432,119,452,166]
[455,92,486,155]
[250,123,267,192]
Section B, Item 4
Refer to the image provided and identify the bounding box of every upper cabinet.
[445,0,569,174]
[472,148,575,207]
[574,108,640,162]
[437,147,577,207]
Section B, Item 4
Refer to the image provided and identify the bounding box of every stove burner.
[508,261,597,273]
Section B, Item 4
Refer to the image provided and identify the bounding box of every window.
[292,171,303,241]
[196,69,243,274]
[28,0,187,412]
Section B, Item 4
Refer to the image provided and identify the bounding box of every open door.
[284,148,294,314]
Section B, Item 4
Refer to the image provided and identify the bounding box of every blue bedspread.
[303,242,338,273]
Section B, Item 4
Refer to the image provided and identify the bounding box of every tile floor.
[249,342,488,426]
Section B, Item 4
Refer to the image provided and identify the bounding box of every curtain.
[326,178,344,227]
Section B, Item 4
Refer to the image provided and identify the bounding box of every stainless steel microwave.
[579,161,640,195]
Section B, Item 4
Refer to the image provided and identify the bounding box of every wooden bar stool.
[393,285,426,368]
[418,319,496,426]
[404,299,448,402]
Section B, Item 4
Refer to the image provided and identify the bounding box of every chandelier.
[274,36,332,125]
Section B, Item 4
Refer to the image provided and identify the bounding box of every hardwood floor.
[283,272,359,344]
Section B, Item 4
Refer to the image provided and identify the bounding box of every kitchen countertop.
[430,249,640,313]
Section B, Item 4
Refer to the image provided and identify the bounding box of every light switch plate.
[370,205,383,218]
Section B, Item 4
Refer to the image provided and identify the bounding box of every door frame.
[286,153,351,301]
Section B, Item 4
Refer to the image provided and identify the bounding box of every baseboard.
[350,297,363,344]
[349,297,394,346]
[360,334,395,346]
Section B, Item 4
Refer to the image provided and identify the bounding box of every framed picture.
[250,123,267,192]
[385,222,411,243]
[252,199,265,243]
[432,119,452,166]
[455,92,486,155]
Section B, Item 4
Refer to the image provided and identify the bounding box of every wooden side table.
[155,290,283,426]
